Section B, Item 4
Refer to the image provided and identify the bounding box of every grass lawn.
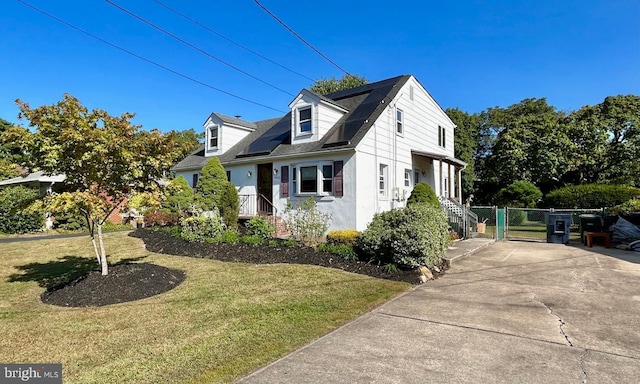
[0,232,409,383]
[479,223,582,241]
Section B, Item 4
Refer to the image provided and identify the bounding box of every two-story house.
[172,75,466,231]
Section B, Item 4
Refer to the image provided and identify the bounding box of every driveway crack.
[580,349,589,383]
[530,291,573,346]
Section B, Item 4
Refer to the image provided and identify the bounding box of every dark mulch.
[130,228,447,285]
[42,263,186,307]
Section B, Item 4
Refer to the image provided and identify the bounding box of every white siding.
[204,116,253,157]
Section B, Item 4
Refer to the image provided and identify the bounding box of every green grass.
[0,232,409,383]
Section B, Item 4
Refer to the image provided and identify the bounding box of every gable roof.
[0,171,66,187]
[173,75,411,171]
[205,113,257,130]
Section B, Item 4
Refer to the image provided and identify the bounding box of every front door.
[257,163,273,215]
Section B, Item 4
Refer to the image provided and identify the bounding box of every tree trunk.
[86,215,102,266]
[97,223,108,275]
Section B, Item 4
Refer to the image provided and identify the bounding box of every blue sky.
[1,0,638,133]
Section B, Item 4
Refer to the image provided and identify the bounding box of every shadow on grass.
[7,255,147,290]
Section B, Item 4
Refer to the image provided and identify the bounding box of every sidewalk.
[443,236,495,266]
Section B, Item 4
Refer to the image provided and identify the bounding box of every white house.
[173,75,466,231]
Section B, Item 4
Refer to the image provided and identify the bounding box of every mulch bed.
[42,263,185,307]
[130,228,445,285]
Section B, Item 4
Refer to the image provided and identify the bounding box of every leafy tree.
[0,118,25,180]
[162,175,194,214]
[310,74,368,95]
[167,128,204,170]
[543,184,640,208]
[407,182,440,207]
[446,108,479,199]
[478,98,570,198]
[564,95,640,186]
[0,186,43,234]
[497,181,542,208]
[8,94,179,275]
[196,157,227,210]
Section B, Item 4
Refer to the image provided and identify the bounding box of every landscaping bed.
[130,228,440,284]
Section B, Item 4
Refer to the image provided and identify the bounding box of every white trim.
[291,160,334,196]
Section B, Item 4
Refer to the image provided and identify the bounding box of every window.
[192,173,199,190]
[300,166,317,193]
[438,125,446,148]
[379,164,388,197]
[298,107,312,134]
[404,169,412,187]
[226,171,231,182]
[209,126,219,148]
[322,164,333,193]
[291,162,340,195]
[414,170,420,184]
[396,109,403,135]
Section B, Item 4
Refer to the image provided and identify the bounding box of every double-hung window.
[396,109,404,135]
[404,169,411,188]
[291,162,335,195]
[209,126,219,148]
[379,164,388,197]
[438,125,446,148]
[300,166,317,193]
[298,107,312,134]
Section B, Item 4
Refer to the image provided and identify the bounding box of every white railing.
[439,197,479,239]
[239,194,257,216]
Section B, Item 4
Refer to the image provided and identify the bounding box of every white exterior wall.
[354,76,457,229]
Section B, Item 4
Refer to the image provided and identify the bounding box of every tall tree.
[310,74,368,95]
[446,108,479,200]
[8,94,179,275]
[0,118,24,180]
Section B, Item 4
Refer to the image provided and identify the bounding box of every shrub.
[179,211,225,242]
[127,192,162,215]
[101,220,132,231]
[215,229,240,244]
[144,212,179,227]
[245,216,275,239]
[162,176,195,214]
[240,234,264,246]
[608,198,640,215]
[51,210,87,231]
[219,182,239,229]
[508,209,525,226]
[544,184,640,208]
[0,186,44,234]
[284,197,332,246]
[326,229,360,246]
[357,205,450,268]
[497,181,542,208]
[318,243,357,261]
[406,182,440,207]
[196,157,227,211]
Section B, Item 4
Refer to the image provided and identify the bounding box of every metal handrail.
[257,193,278,216]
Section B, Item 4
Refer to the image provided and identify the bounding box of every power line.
[153,0,314,82]
[105,0,294,97]
[253,0,351,76]
[17,0,287,114]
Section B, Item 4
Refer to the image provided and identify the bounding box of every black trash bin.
[546,213,572,244]
[580,214,602,244]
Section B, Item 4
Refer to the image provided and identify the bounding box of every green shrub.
[326,229,360,246]
[144,212,179,227]
[284,197,332,246]
[214,229,240,244]
[407,182,440,207]
[497,181,542,208]
[357,205,450,268]
[196,157,227,211]
[220,182,239,229]
[0,186,44,234]
[162,176,195,214]
[245,216,275,239]
[179,211,225,242]
[544,184,640,208]
[101,220,131,231]
[240,234,264,246]
[608,198,640,215]
[508,209,525,226]
[281,239,298,247]
[318,243,357,261]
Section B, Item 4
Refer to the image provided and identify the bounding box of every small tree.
[219,182,239,229]
[407,183,440,207]
[196,157,227,210]
[284,198,332,246]
[162,176,195,214]
[497,181,542,208]
[9,94,179,275]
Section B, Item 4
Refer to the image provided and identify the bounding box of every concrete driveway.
[240,241,640,383]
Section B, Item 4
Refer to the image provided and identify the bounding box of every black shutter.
[333,161,343,197]
[281,166,289,197]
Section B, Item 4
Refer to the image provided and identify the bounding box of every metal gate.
[505,207,603,241]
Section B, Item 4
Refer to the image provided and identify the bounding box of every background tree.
[446,108,479,199]
[8,94,179,275]
[0,118,26,180]
[496,181,542,208]
[310,74,368,95]
[167,128,204,171]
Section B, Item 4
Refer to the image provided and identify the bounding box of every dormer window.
[209,126,219,148]
[298,107,312,134]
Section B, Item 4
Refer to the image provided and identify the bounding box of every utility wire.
[106,0,294,96]
[253,0,351,76]
[153,0,314,82]
[17,0,286,113]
